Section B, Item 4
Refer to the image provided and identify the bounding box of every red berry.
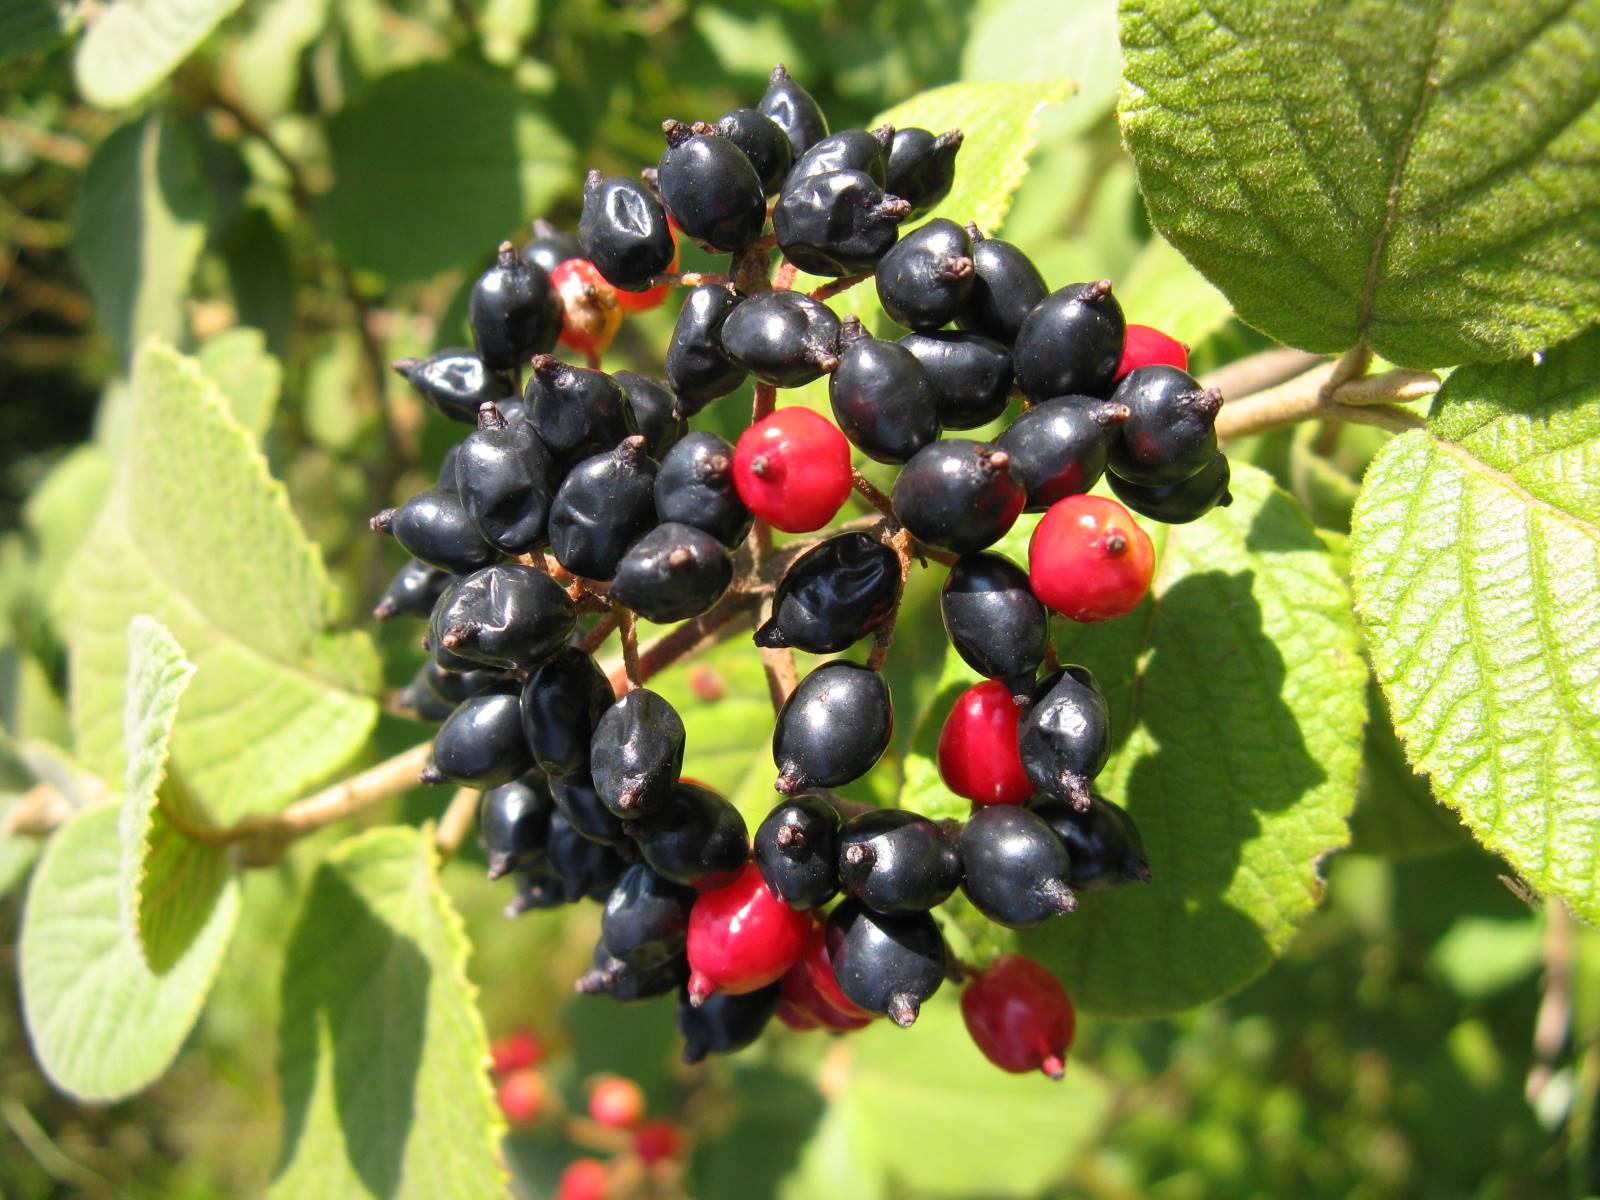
[687,861,813,1002]
[632,1118,685,1165]
[587,1075,644,1128]
[489,1028,543,1075]
[613,234,679,313]
[556,1157,610,1200]
[937,680,1033,806]
[496,1067,546,1125]
[1115,323,1189,380]
[960,954,1076,1078]
[551,259,623,355]
[780,924,873,1031]
[777,996,822,1030]
[732,408,853,533]
[1028,495,1154,622]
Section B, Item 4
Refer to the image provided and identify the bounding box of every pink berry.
[732,408,853,533]
[496,1067,546,1125]
[1029,494,1155,622]
[937,680,1033,806]
[686,861,813,1002]
[1115,323,1189,380]
[556,1157,610,1200]
[489,1028,543,1076]
[960,954,1076,1078]
[587,1075,644,1128]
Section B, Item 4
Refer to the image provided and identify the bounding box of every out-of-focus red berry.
[632,1118,685,1165]
[587,1075,645,1129]
[489,1029,543,1075]
[496,1067,546,1126]
[556,1157,610,1200]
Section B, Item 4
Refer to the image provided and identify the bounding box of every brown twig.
[1214,356,1436,441]
[851,469,899,525]
[1200,347,1323,399]
[580,612,620,655]
[810,273,870,301]
[434,787,481,862]
[865,529,913,671]
[617,607,642,691]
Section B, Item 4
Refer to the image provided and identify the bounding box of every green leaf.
[273,827,505,1200]
[118,616,234,974]
[197,326,282,439]
[1350,327,1600,919]
[1116,233,1234,348]
[1348,678,1465,860]
[478,0,540,67]
[71,114,210,364]
[0,794,41,898]
[22,444,114,609]
[962,0,1120,136]
[56,341,379,826]
[228,0,331,117]
[323,63,577,280]
[0,0,74,62]
[74,0,246,108]
[220,206,295,356]
[1430,912,1545,1000]
[19,804,240,1102]
[1119,0,1600,367]
[905,466,1367,1014]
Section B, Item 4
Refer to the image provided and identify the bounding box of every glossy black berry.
[665,284,747,415]
[678,982,781,1064]
[520,219,584,274]
[773,661,893,794]
[753,795,841,910]
[624,781,749,890]
[602,864,697,971]
[720,291,842,388]
[436,441,464,493]
[547,811,629,902]
[478,771,554,879]
[1018,666,1111,809]
[896,331,1013,429]
[421,685,533,788]
[425,563,574,671]
[393,349,514,424]
[715,107,793,194]
[610,523,734,624]
[890,440,1025,555]
[525,355,635,470]
[772,169,910,277]
[786,125,893,189]
[373,557,452,621]
[958,806,1077,929]
[884,127,962,219]
[1031,794,1152,891]
[940,552,1048,690]
[759,64,829,158]
[371,489,499,574]
[825,900,945,1027]
[469,242,561,369]
[418,657,504,706]
[548,436,659,581]
[1013,280,1127,401]
[452,403,556,553]
[827,321,940,464]
[550,769,627,845]
[400,674,456,722]
[506,860,568,915]
[578,170,676,292]
[875,218,974,332]
[837,809,962,915]
[995,397,1129,511]
[591,687,686,819]
[613,371,686,459]
[1107,366,1224,486]
[578,943,689,1001]
[754,532,900,653]
[654,431,752,548]
[1108,450,1232,524]
[518,651,609,780]
[957,224,1048,345]
[657,120,767,253]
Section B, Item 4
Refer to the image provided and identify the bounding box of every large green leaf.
[904,466,1367,1015]
[1119,0,1600,367]
[323,63,577,280]
[273,827,505,1200]
[74,0,246,108]
[118,617,234,973]
[56,342,379,826]
[1350,328,1600,918]
[19,804,240,1102]
[71,114,210,363]
[197,325,282,439]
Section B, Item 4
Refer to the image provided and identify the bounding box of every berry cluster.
[375,65,1228,1078]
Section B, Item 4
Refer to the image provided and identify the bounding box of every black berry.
[548,436,659,581]
[772,169,910,277]
[719,291,842,388]
[425,563,576,670]
[828,320,940,464]
[373,557,451,621]
[453,403,556,554]
[753,795,841,910]
[758,64,829,158]
[874,218,974,331]
[890,439,1025,555]
[421,684,533,788]
[416,658,503,707]
[665,284,747,415]
[602,864,697,971]
[825,900,945,1027]
[995,397,1129,511]
[591,687,687,819]
[714,107,793,194]
[773,661,893,794]
[610,523,734,624]
[940,552,1048,691]
[1018,666,1111,809]
[896,330,1013,429]
[469,242,561,369]
[578,943,689,1002]
[393,349,514,424]
[1108,450,1232,524]
[521,646,615,779]
[520,219,583,274]
[837,809,962,915]
[525,355,635,471]
[957,225,1048,345]
[613,371,687,459]
[1031,793,1152,891]
[786,125,893,189]
[578,170,676,292]
[547,811,629,901]
[657,120,767,253]
[1013,281,1127,401]
[958,806,1076,929]
[478,770,554,879]
[884,127,962,219]
[1107,366,1224,486]
[754,532,900,653]
[371,488,499,574]
[624,780,749,890]
[678,983,782,1064]
[654,431,752,548]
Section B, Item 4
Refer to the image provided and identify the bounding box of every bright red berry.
[1115,323,1189,380]
[960,954,1076,1078]
[937,680,1033,806]
[1028,494,1154,623]
[732,408,853,533]
[489,1028,543,1075]
[612,234,679,313]
[783,923,872,1030]
[496,1067,546,1125]
[687,861,813,1002]
[551,259,624,355]
[632,1118,685,1165]
[556,1157,610,1200]
[587,1075,645,1128]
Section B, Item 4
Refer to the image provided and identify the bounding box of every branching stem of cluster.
[866,530,913,671]
[433,787,480,862]
[850,469,898,524]
[617,607,643,691]
[1213,345,1436,441]
[810,273,869,301]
